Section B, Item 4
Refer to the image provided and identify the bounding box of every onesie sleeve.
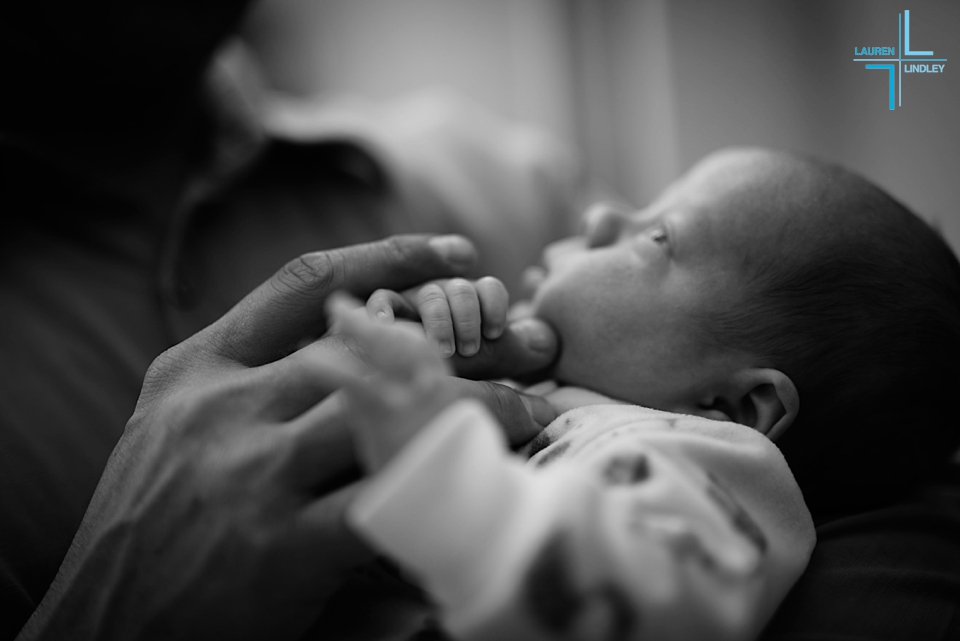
[348,400,815,641]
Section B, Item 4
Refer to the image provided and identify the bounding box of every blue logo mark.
[853,10,947,110]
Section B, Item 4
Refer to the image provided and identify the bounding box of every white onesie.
[348,387,815,641]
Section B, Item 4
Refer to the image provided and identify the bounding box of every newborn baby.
[333,148,960,641]
[365,146,960,513]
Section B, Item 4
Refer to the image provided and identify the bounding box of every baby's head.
[531,148,960,512]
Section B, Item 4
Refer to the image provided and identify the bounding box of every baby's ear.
[700,369,799,441]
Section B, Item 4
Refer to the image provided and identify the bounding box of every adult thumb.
[451,317,559,381]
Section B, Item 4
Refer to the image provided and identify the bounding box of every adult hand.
[16,234,498,641]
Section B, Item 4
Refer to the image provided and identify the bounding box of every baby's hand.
[365,277,508,358]
[327,293,458,472]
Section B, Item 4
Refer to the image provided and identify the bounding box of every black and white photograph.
[2,1,958,639]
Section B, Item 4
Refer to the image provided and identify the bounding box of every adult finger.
[299,481,376,572]
[451,316,559,380]
[443,378,557,445]
[250,339,368,421]
[207,234,477,367]
[283,392,359,490]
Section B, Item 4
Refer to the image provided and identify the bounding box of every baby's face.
[530,149,798,412]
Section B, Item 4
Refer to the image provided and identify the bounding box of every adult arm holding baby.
[14,234,560,641]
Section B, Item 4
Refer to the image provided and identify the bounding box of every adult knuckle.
[383,235,420,267]
[276,251,341,296]
[128,384,203,439]
[139,345,192,401]
[143,347,177,384]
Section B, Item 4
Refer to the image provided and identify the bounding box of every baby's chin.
[548,354,590,390]
[531,323,645,406]
[549,362,645,407]
[526,270,565,318]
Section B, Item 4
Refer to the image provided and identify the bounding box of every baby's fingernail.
[438,340,455,357]
[483,324,504,340]
[520,394,558,427]
[428,235,476,269]
[460,340,479,356]
[511,318,557,354]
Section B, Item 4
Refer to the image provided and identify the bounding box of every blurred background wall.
[243,0,960,250]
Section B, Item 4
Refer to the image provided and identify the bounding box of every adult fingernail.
[520,394,558,426]
[460,340,479,356]
[428,235,476,269]
[511,318,557,354]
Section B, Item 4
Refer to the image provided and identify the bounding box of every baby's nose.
[581,202,632,248]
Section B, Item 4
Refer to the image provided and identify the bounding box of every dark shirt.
[0,3,400,637]
[762,475,960,641]
[1,3,250,636]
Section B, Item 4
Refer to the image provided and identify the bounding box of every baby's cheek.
[531,277,629,395]
[553,340,617,396]
[555,330,662,406]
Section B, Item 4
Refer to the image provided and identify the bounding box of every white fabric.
[349,395,815,641]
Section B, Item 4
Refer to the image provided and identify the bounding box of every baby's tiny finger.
[475,276,509,339]
[417,283,456,357]
[366,289,396,322]
[444,278,482,356]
